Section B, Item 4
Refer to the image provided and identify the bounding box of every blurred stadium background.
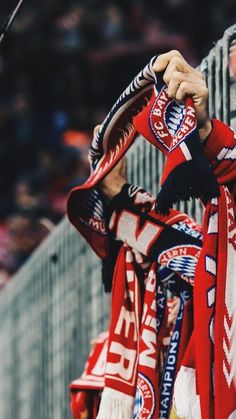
[0,1,235,418]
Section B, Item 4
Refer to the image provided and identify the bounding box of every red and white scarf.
[96,247,161,418]
[70,331,109,419]
[174,186,236,419]
[97,185,236,419]
[97,243,193,419]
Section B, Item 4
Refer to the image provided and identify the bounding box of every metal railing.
[0,24,235,419]
[0,219,111,419]
[200,24,236,129]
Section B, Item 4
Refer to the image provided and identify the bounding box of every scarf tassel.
[173,366,201,419]
[96,388,134,419]
[156,157,220,215]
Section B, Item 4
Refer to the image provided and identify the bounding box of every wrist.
[99,177,127,202]
[198,119,212,143]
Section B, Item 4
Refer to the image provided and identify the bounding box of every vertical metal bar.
[222,26,233,124]
[215,40,223,120]
[229,34,236,130]
[207,50,216,119]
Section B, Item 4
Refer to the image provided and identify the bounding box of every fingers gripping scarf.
[67,56,219,258]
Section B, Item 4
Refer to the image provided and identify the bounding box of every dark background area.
[0,0,235,281]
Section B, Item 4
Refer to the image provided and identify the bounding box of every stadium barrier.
[0,23,235,419]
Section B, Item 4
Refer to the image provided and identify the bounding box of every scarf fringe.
[173,366,201,419]
[96,388,134,419]
[156,158,220,215]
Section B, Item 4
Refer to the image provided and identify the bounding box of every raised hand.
[153,50,212,142]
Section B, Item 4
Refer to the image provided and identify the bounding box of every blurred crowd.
[0,0,235,287]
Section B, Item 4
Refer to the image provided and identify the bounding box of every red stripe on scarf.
[98,246,171,418]
[105,247,141,396]
[135,263,160,418]
[194,187,236,419]
[214,187,236,418]
[194,200,216,417]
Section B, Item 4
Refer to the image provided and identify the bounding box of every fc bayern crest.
[158,245,201,285]
[133,373,155,419]
[149,86,196,152]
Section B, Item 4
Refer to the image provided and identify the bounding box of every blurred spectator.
[101,5,127,44]
[47,145,90,217]
[0,224,15,288]
[63,129,90,170]
[51,5,86,52]
[6,210,53,272]
[13,176,43,212]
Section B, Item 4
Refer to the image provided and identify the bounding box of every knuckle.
[202,86,209,98]
[196,69,205,80]
[176,82,188,98]
[154,55,161,64]
[170,49,182,57]
[170,55,184,66]
[167,88,175,98]
[180,81,188,90]
[200,72,205,80]
[172,70,181,81]
[163,72,169,85]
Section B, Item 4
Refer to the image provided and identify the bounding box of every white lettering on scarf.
[106,342,136,380]
[116,210,161,256]
[106,249,138,385]
[139,329,157,369]
[88,218,106,232]
[139,271,157,369]
[115,306,137,341]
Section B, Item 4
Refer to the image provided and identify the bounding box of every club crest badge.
[133,373,155,419]
[158,245,201,284]
[149,87,196,152]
